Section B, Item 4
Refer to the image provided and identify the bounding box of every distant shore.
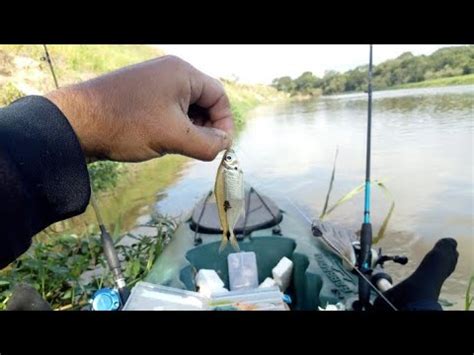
[390,73,474,90]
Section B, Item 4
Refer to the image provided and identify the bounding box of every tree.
[294,71,319,95]
[271,45,474,95]
[271,76,295,93]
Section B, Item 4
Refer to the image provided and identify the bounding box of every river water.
[152,85,473,309]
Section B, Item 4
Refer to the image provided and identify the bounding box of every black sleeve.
[0,96,91,269]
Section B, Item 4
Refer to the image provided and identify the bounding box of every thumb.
[178,123,232,161]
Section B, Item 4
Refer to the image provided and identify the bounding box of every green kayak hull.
[144,196,365,310]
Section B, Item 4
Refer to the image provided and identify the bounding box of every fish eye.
[226,156,232,161]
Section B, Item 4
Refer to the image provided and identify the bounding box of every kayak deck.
[145,190,364,310]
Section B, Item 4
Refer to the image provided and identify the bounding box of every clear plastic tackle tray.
[123,282,208,310]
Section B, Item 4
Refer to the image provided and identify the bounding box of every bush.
[0,50,14,75]
[88,161,126,193]
[0,83,24,106]
[0,234,104,310]
[0,215,177,310]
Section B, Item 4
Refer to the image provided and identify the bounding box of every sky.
[157,45,458,85]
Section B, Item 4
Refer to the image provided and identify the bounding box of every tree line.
[272,46,474,96]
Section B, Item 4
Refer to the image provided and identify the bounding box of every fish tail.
[229,230,240,252]
[218,231,229,253]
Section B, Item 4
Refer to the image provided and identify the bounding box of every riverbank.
[223,79,288,128]
[319,76,474,98]
[275,75,474,99]
[0,45,288,310]
[391,73,474,90]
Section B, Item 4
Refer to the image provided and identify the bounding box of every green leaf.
[125,259,142,280]
[373,181,396,244]
[320,183,365,219]
[319,177,396,245]
[47,265,69,275]
[320,147,339,219]
[466,274,474,311]
[61,289,73,300]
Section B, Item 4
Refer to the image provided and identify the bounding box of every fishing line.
[284,197,398,311]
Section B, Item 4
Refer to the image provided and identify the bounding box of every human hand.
[46,55,234,162]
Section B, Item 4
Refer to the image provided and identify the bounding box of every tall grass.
[466,274,474,310]
[0,82,23,106]
[319,149,395,243]
[0,45,163,76]
[223,79,287,128]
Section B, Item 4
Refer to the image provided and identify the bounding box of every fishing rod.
[42,45,59,89]
[42,45,130,306]
[357,44,374,310]
[89,193,129,303]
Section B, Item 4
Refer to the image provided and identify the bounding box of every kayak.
[143,186,381,310]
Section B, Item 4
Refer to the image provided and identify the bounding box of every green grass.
[466,273,474,310]
[0,45,163,81]
[392,74,474,90]
[0,82,23,106]
[49,45,162,73]
[223,79,287,128]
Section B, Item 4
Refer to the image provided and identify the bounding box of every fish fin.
[229,230,240,252]
[218,232,229,253]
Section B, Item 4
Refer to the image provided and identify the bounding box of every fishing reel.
[351,242,409,297]
[374,252,408,268]
[350,242,408,270]
[346,241,378,272]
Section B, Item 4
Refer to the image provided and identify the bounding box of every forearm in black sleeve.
[0,96,91,269]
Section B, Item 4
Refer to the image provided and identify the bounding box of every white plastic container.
[258,277,277,289]
[209,286,287,310]
[195,269,226,297]
[227,251,259,291]
[272,256,293,292]
[123,282,208,310]
[198,286,229,298]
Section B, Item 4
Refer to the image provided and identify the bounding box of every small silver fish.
[214,148,245,252]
